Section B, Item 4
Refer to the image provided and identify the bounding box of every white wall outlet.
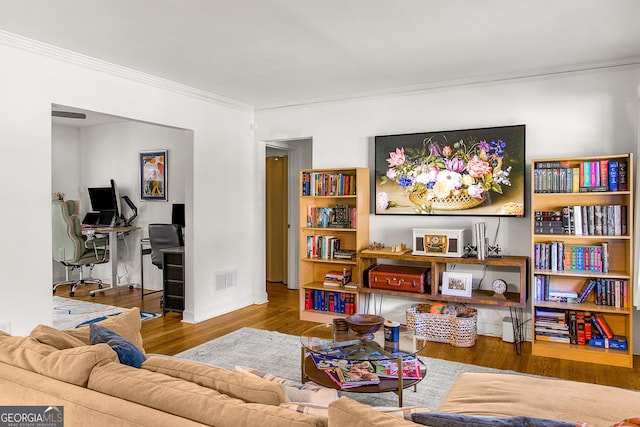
[0,320,11,334]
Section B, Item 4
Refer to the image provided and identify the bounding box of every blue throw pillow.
[90,323,146,368]
[411,412,576,427]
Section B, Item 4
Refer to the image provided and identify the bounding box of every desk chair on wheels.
[52,200,109,297]
[148,223,183,307]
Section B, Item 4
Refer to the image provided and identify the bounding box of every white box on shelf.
[412,228,469,257]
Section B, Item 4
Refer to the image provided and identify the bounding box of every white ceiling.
[3,0,640,110]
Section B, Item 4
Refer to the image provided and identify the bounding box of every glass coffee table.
[300,323,427,406]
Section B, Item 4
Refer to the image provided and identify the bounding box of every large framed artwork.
[374,125,525,216]
[139,150,167,201]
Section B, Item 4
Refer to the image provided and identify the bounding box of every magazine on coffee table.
[324,362,380,388]
[372,358,423,379]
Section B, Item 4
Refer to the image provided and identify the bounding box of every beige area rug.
[52,296,160,330]
[176,327,537,410]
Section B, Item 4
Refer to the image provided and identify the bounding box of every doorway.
[266,152,288,285]
[264,138,312,290]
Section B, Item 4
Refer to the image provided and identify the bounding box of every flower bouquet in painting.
[374,126,525,216]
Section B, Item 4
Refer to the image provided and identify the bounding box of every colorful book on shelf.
[618,160,628,191]
[589,335,628,351]
[608,161,619,191]
[535,334,570,343]
[594,315,614,339]
[577,279,597,303]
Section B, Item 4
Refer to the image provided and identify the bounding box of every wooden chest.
[368,264,430,293]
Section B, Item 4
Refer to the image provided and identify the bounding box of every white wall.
[255,66,640,345]
[0,40,263,335]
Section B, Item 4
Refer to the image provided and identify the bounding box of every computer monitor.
[88,187,116,212]
[88,180,122,226]
[110,179,122,222]
[172,203,185,228]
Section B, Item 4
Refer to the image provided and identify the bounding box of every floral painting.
[374,125,525,216]
[140,150,167,201]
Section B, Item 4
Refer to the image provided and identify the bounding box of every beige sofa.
[329,374,640,427]
[0,308,325,427]
[1,308,638,427]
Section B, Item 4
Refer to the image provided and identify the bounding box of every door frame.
[264,138,312,290]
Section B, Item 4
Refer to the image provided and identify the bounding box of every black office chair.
[148,223,184,270]
[148,224,183,308]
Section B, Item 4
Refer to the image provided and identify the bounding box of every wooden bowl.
[345,314,384,340]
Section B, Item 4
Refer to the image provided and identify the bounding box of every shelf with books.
[531,153,634,368]
[299,168,370,323]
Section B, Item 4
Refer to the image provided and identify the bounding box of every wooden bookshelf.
[356,251,528,308]
[298,168,369,322]
[531,153,634,368]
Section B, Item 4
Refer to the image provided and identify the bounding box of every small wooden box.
[368,264,430,293]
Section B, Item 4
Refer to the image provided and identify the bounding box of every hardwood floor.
[65,281,640,391]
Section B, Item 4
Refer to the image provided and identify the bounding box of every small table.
[300,323,427,406]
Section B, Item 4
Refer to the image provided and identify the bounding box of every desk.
[84,225,139,292]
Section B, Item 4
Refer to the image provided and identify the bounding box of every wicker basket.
[406,302,477,347]
[409,190,486,211]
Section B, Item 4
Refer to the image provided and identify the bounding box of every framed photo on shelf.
[139,150,167,201]
[441,272,473,297]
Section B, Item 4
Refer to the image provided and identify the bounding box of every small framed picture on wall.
[140,150,167,201]
[441,272,473,297]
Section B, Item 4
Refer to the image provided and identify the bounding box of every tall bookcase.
[299,168,369,323]
[531,153,634,368]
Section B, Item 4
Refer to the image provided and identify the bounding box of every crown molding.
[0,30,253,112]
[255,57,640,112]
[2,30,638,114]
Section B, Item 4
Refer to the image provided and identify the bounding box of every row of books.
[323,269,353,287]
[533,242,608,273]
[302,172,356,196]
[590,278,629,307]
[534,308,627,350]
[533,159,628,193]
[306,205,357,229]
[303,289,356,314]
[306,235,341,260]
[533,275,629,307]
[309,353,423,389]
[534,205,627,236]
